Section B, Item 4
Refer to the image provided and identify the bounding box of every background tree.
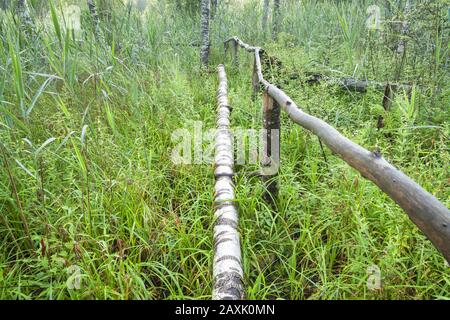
[200,0,210,67]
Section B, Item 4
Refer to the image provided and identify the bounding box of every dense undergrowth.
[0,0,449,299]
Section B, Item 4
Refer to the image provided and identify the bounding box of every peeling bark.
[212,65,244,300]
[200,0,210,67]
[224,37,450,262]
[261,91,280,205]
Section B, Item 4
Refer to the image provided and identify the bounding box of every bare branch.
[225,36,450,262]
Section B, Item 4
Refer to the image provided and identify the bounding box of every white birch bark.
[212,65,244,300]
[200,0,210,67]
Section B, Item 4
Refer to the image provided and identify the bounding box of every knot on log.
[372,148,382,158]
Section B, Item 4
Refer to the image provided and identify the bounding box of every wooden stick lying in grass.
[200,0,211,67]
[225,36,450,262]
[212,65,244,300]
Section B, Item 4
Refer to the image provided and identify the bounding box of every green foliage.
[0,0,448,300]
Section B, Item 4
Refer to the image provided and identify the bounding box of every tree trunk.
[1,0,8,10]
[272,0,281,40]
[212,65,244,300]
[200,0,210,67]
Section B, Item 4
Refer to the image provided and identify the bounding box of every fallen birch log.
[212,65,245,300]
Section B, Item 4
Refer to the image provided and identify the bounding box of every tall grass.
[0,0,448,299]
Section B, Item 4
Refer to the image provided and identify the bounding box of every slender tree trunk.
[200,0,210,67]
[272,0,281,40]
[262,0,270,36]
